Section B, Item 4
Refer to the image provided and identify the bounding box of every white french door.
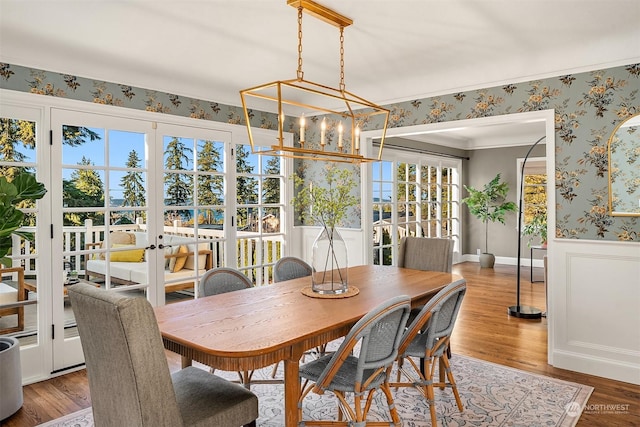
[0,103,49,372]
[154,123,232,302]
[50,109,160,370]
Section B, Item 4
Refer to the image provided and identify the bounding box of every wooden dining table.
[155,264,463,427]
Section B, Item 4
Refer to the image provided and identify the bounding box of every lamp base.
[508,305,543,319]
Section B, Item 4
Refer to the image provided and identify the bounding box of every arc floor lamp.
[508,135,546,319]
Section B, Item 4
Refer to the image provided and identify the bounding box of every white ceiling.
[1,0,639,148]
[388,119,547,151]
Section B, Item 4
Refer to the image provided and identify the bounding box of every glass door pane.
[0,111,44,351]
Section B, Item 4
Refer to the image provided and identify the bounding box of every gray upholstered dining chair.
[273,256,313,283]
[398,236,454,273]
[298,295,411,426]
[67,282,258,427]
[390,279,467,427]
[398,235,455,375]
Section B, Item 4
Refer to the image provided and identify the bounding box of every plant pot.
[479,253,495,268]
[0,337,23,420]
[311,226,348,294]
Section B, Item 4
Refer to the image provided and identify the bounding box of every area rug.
[37,354,593,427]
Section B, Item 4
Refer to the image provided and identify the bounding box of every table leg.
[284,355,302,427]
[181,356,191,369]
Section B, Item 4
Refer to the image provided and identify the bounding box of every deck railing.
[11,219,283,286]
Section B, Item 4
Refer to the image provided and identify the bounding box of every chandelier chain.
[297,7,304,80]
[240,1,390,163]
[339,26,345,91]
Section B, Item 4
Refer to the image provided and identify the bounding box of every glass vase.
[311,226,348,294]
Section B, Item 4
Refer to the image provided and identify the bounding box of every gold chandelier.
[240,0,389,163]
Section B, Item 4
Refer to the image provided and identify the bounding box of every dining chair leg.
[438,357,446,390]
[425,358,439,427]
[240,370,253,389]
[380,382,402,426]
[396,358,404,385]
[442,353,463,411]
[270,362,280,378]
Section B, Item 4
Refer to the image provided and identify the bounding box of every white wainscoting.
[549,239,640,385]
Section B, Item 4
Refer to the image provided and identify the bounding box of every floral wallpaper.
[0,62,638,241]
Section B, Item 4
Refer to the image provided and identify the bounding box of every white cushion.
[132,231,148,247]
[0,282,18,305]
[86,260,135,282]
[183,242,209,270]
[87,259,204,287]
[128,263,153,284]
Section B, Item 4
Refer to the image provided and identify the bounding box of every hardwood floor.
[3,262,639,426]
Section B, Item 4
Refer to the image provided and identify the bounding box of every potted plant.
[0,172,48,266]
[462,173,517,268]
[291,165,358,294]
[522,211,547,248]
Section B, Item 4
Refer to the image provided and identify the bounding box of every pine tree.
[235,144,258,229]
[121,150,146,223]
[0,118,35,179]
[197,140,223,224]
[262,156,281,204]
[64,157,105,226]
[164,137,193,220]
[62,125,101,146]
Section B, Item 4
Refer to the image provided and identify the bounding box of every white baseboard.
[461,254,545,268]
[553,349,640,385]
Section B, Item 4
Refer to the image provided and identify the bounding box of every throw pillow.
[99,231,135,259]
[169,245,189,273]
[109,244,145,262]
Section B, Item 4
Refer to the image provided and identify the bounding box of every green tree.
[62,125,101,146]
[63,157,105,226]
[2,119,101,187]
[197,140,223,224]
[262,156,281,204]
[121,150,146,223]
[235,144,258,228]
[0,118,35,179]
[164,137,193,220]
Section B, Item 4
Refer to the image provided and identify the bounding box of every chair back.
[398,236,454,272]
[67,283,183,427]
[198,267,252,297]
[273,256,312,282]
[314,295,411,391]
[399,279,467,358]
